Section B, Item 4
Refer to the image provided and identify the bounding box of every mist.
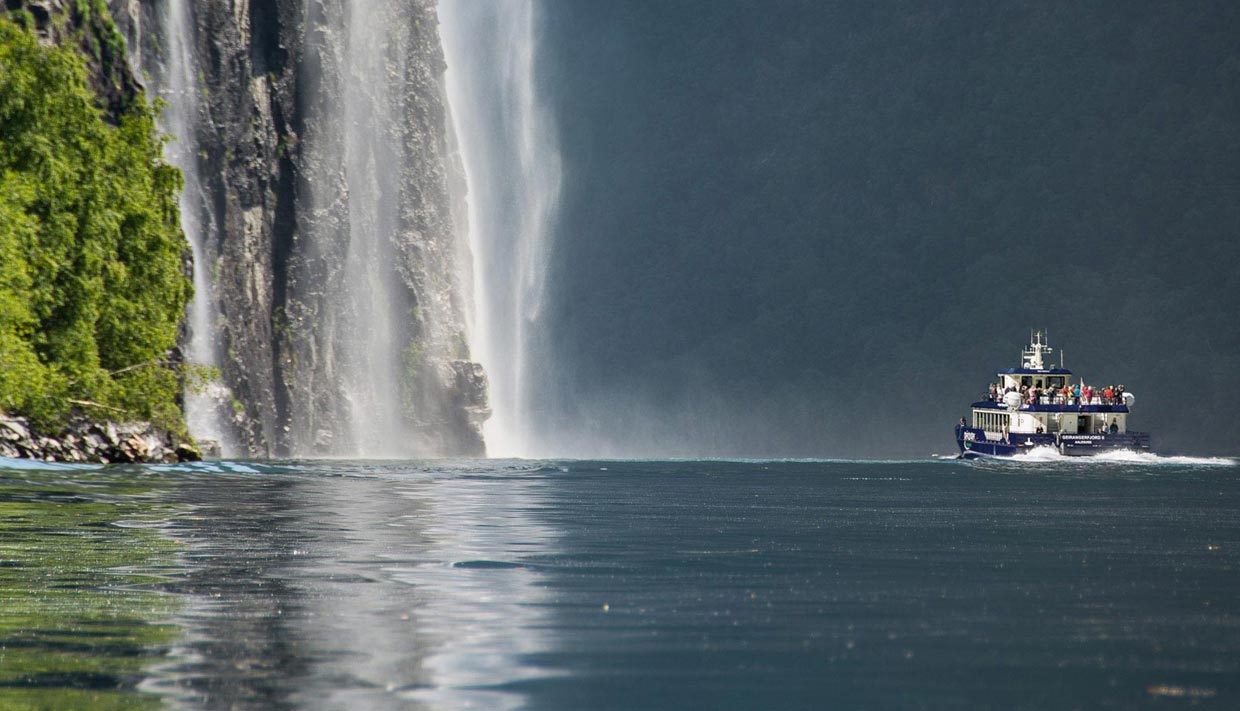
[451,1,1240,457]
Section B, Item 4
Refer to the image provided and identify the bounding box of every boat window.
[1049,376,1065,388]
[1021,376,1032,387]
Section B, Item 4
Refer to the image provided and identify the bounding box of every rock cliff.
[111,0,488,457]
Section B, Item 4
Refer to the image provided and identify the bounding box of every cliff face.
[112,0,488,457]
[9,0,140,119]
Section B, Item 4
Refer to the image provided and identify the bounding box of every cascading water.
[439,0,561,457]
[299,0,406,456]
[148,0,231,455]
[292,0,481,457]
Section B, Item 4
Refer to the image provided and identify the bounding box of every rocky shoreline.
[0,416,202,464]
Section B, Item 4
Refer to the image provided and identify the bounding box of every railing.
[980,394,1126,407]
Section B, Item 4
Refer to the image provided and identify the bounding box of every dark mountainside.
[533,1,1240,457]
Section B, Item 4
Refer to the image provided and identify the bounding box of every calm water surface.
[1,455,1237,709]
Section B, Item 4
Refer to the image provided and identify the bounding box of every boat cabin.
[970,331,1130,438]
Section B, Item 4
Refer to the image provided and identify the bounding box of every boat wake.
[1002,446,1234,466]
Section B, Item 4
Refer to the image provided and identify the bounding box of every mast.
[1021,329,1055,370]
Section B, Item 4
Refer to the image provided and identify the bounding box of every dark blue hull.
[954,427,1151,459]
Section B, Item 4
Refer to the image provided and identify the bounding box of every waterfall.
[291,0,481,457]
[337,1,407,457]
[296,0,407,457]
[439,0,561,457]
[149,0,231,455]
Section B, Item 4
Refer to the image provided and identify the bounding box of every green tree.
[0,19,191,432]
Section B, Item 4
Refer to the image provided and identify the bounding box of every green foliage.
[0,20,192,431]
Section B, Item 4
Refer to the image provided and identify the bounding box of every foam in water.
[1003,446,1234,466]
[440,1,562,458]
[1086,450,1236,466]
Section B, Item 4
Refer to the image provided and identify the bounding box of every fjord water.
[2,457,1237,710]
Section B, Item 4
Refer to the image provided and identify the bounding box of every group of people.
[987,382,1127,407]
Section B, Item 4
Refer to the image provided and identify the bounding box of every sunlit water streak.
[2,457,1238,709]
[440,1,562,458]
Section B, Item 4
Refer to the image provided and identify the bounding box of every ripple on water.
[2,457,1239,709]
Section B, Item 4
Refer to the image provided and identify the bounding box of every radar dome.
[1003,391,1023,411]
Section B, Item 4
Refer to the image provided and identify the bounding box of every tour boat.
[955,331,1151,458]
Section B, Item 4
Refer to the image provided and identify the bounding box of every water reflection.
[0,464,179,711]
[140,466,310,709]
[148,461,557,710]
[5,458,1238,710]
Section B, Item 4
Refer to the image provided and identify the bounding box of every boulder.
[0,414,202,464]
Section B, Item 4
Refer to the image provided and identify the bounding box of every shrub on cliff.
[0,20,191,432]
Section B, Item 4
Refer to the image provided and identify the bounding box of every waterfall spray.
[290,0,482,457]
[440,0,561,457]
[152,0,231,455]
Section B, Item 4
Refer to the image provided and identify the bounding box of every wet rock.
[196,439,222,459]
[0,414,200,464]
[0,418,30,442]
[313,429,334,452]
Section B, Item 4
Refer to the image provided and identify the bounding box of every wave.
[1085,450,1236,466]
[0,456,103,472]
[1003,446,1235,466]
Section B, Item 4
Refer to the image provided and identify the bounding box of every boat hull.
[954,427,1151,458]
